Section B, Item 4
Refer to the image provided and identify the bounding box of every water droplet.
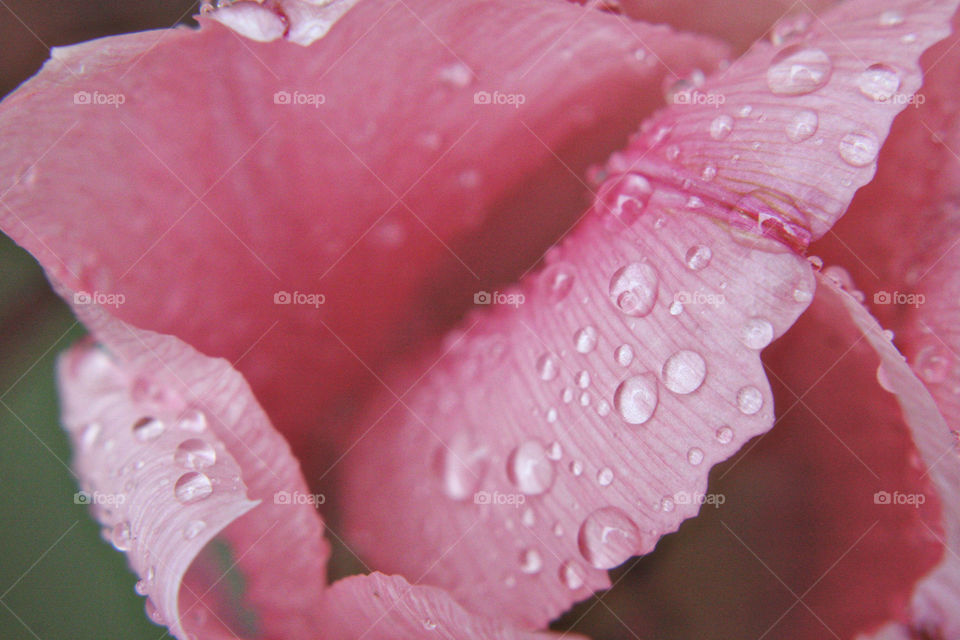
[596,400,611,417]
[736,386,764,415]
[576,371,591,389]
[438,61,473,88]
[669,300,684,316]
[174,439,217,470]
[132,417,165,442]
[914,345,951,384]
[687,447,704,466]
[614,374,659,425]
[608,263,659,317]
[134,579,149,596]
[740,318,774,350]
[423,618,438,631]
[437,432,489,501]
[807,255,824,271]
[522,508,536,527]
[737,105,753,118]
[574,326,598,354]
[546,441,563,461]
[876,363,897,393]
[596,173,653,228]
[770,12,812,45]
[662,350,707,394]
[786,110,818,142]
[559,561,585,589]
[562,387,574,404]
[536,353,559,381]
[684,245,712,271]
[857,63,900,102]
[111,521,132,551]
[838,131,879,167]
[578,507,641,569]
[660,496,675,512]
[710,115,734,140]
[615,344,634,367]
[878,10,904,27]
[901,33,917,44]
[183,519,207,540]
[546,408,558,423]
[176,409,207,433]
[520,548,543,574]
[597,467,614,486]
[570,460,583,476]
[793,287,813,303]
[715,426,734,444]
[174,471,213,504]
[80,423,101,449]
[507,441,555,495]
[553,522,564,537]
[579,391,591,407]
[541,264,576,303]
[701,163,717,181]
[766,45,833,95]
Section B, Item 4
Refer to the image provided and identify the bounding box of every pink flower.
[2,0,959,637]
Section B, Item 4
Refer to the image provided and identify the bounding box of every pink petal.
[337,0,959,628]
[0,0,728,458]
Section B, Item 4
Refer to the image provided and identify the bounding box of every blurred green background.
[0,3,198,638]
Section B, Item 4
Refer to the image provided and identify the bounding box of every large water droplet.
[520,548,543,574]
[876,363,897,393]
[596,173,653,228]
[766,45,832,95]
[134,579,149,596]
[437,432,489,501]
[176,409,207,433]
[786,110,818,142]
[740,318,774,350]
[662,350,707,394]
[574,326,598,354]
[174,471,213,504]
[578,507,641,569]
[615,344,634,367]
[687,447,704,466]
[507,441,555,495]
[536,353,559,381]
[709,115,734,140]
[608,263,659,317]
[111,521,132,551]
[736,386,764,415]
[684,245,712,271]
[174,439,217,470]
[838,131,879,166]
[559,560,585,589]
[914,345,951,384]
[857,63,900,102]
[541,263,576,303]
[614,374,659,424]
[132,417,165,442]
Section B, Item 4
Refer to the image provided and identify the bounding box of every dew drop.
[507,441,555,495]
[176,409,207,433]
[615,344,635,367]
[80,422,101,449]
[878,10,904,27]
[579,391,591,407]
[597,467,614,486]
[596,173,653,228]
[559,561,585,589]
[857,63,900,102]
[608,263,659,317]
[684,245,712,271]
[562,387,574,404]
[662,350,707,394]
[876,363,897,393]
[570,460,583,477]
[134,579,149,596]
[522,507,536,527]
[578,507,641,569]
[183,519,207,540]
[596,400,611,417]
[766,45,833,95]
[669,300,684,316]
[423,619,438,631]
[111,521,132,551]
[786,109,818,142]
[687,447,704,466]
[701,163,717,181]
[437,431,489,501]
[770,12,812,45]
[740,318,775,350]
[541,263,576,303]
[709,114,734,140]
[174,471,213,504]
[536,353,559,381]
[520,548,543,574]
[838,131,880,167]
[614,374,659,425]
[132,417,165,442]
[546,441,563,461]
[437,61,473,88]
[553,522,564,537]
[174,439,217,470]
[574,326,598,354]
[576,371,591,389]
[715,425,734,444]
[660,496,675,512]
[915,345,951,384]
[546,408,558,423]
[736,386,764,415]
